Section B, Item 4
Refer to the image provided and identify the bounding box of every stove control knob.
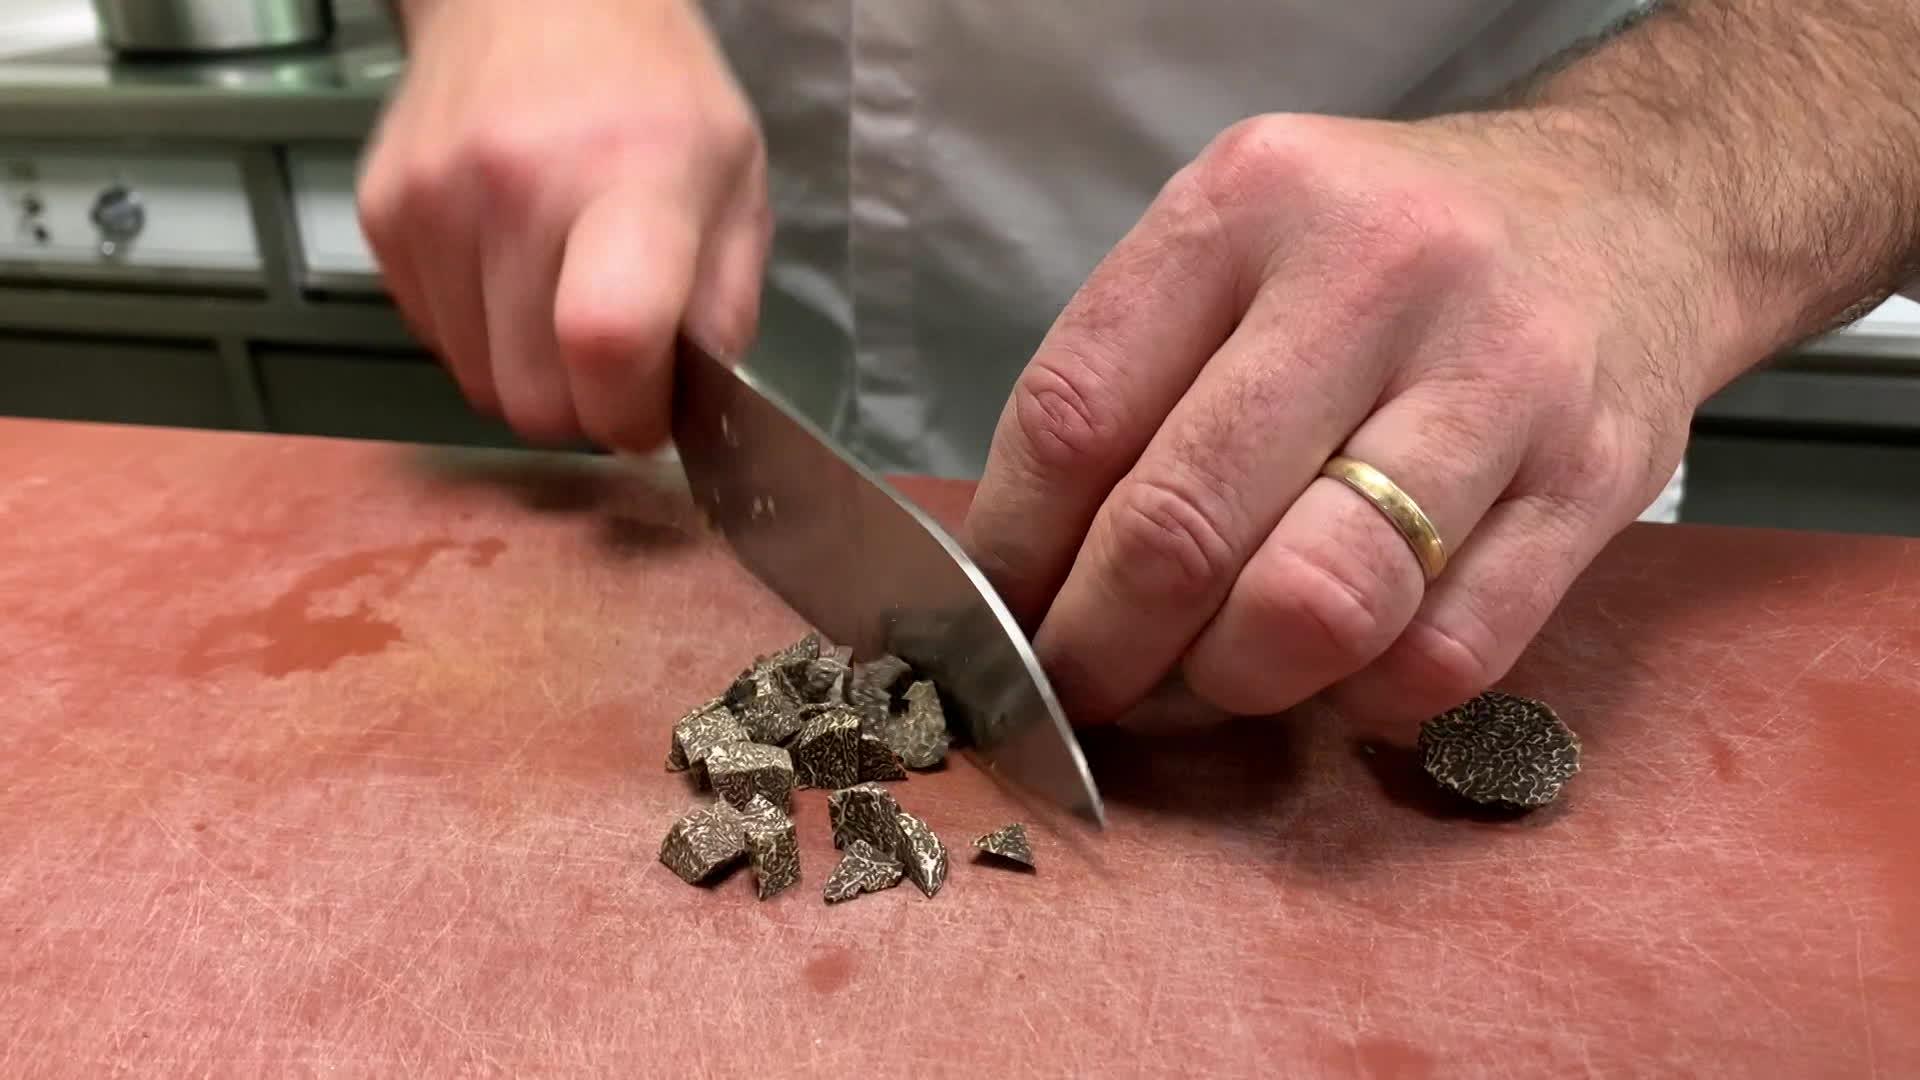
[91,183,145,257]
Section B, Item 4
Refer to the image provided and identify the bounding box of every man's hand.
[968,0,1920,728]
[359,0,769,449]
[965,112,1711,726]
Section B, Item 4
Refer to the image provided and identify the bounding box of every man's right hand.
[359,0,770,449]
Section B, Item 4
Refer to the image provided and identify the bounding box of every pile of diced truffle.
[658,632,1036,902]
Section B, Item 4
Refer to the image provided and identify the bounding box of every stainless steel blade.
[671,338,1105,827]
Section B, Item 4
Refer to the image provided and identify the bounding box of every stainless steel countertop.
[0,0,396,141]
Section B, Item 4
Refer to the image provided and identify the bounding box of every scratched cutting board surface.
[1,418,1916,1078]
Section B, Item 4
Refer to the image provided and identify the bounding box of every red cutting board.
[1,417,1915,1078]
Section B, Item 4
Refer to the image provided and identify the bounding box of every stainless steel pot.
[92,0,334,56]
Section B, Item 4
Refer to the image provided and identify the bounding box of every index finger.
[963,169,1246,626]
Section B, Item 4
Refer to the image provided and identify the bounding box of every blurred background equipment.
[90,0,335,56]
[0,0,513,448]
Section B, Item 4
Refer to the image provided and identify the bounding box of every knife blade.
[671,337,1106,827]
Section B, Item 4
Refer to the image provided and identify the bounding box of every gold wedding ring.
[1320,456,1448,583]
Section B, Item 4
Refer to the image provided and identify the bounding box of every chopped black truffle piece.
[705,741,796,812]
[891,810,949,897]
[669,700,749,777]
[1419,691,1581,808]
[658,802,748,884]
[972,823,1035,868]
[727,663,807,746]
[823,839,904,903]
[871,679,950,769]
[741,796,800,900]
[857,733,908,782]
[792,705,861,789]
[848,654,913,712]
[827,782,902,851]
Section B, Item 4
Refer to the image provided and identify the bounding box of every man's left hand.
[965,111,1752,725]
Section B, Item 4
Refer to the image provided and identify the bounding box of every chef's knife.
[671,337,1106,827]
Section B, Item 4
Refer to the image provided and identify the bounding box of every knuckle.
[1506,305,1595,384]
[712,105,766,164]
[463,132,541,208]
[1241,543,1402,673]
[1101,477,1241,604]
[1531,414,1645,520]
[1194,114,1316,211]
[363,154,462,237]
[1585,419,1663,516]
[1428,300,1601,449]
[355,152,441,244]
[1348,187,1495,286]
[1522,319,1693,517]
[1479,312,1595,425]
[1412,191,1502,277]
[1008,347,1126,477]
[555,293,677,376]
[1437,198,1505,272]
[354,168,403,242]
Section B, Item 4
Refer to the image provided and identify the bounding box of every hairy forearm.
[1515,0,1920,389]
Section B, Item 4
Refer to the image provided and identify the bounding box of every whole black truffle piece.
[1419,691,1581,808]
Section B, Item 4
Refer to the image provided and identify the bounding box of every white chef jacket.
[702,0,1684,522]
